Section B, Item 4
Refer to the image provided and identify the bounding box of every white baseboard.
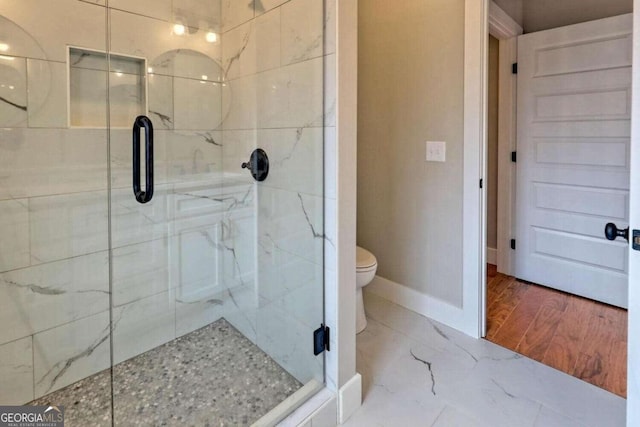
[338,373,362,424]
[367,275,468,333]
[487,247,497,265]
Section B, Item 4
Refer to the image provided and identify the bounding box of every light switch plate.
[426,141,446,162]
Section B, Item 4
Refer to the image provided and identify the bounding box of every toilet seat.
[357,246,377,269]
[357,263,377,273]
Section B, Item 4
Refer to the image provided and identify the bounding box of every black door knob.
[605,223,629,242]
[241,149,269,182]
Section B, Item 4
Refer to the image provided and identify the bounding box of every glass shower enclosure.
[0,0,325,425]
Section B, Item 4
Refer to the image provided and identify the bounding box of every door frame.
[461,0,522,338]
[479,1,522,337]
[489,2,522,278]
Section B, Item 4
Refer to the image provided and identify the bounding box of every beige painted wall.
[487,36,499,251]
[357,0,465,306]
[523,0,632,32]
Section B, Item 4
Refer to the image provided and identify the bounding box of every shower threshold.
[29,318,302,426]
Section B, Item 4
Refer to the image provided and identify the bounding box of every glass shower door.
[0,1,112,425]
[107,1,233,424]
[218,0,327,413]
[107,0,326,425]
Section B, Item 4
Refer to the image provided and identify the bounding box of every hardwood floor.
[485,264,627,397]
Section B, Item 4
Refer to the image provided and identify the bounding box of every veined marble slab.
[258,186,324,266]
[222,56,323,130]
[110,185,171,249]
[0,128,108,201]
[0,198,30,273]
[0,337,33,404]
[165,131,223,181]
[256,300,324,385]
[258,127,324,197]
[0,55,27,128]
[27,59,67,128]
[33,311,110,398]
[111,238,170,307]
[111,290,176,364]
[256,57,324,129]
[0,252,109,346]
[281,0,324,66]
[148,73,174,130]
[222,9,280,81]
[221,0,254,32]
[29,191,108,264]
[173,78,223,130]
[0,0,106,63]
[257,245,320,303]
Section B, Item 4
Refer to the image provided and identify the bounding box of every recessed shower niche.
[69,47,146,128]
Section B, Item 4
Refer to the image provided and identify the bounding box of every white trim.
[495,37,518,277]
[334,0,359,392]
[489,1,523,39]
[368,276,469,334]
[489,0,521,278]
[461,0,489,338]
[486,247,497,265]
[338,373,362,424]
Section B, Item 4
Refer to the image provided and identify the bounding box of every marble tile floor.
[30,318,301,426]
[344,291,626,427]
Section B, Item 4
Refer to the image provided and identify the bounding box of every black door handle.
[133,115,154,204]
[605,223,629,242]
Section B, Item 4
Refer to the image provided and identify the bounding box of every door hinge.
[480,179,483,189]
[512,63,518,74]
[511,239,516,250]
[313,324,330,355]
[511,151,517,163]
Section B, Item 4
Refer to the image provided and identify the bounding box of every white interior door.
[515,14,632,308]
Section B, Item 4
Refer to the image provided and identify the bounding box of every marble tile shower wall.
[218,0,333,388]
[0,0,248,404]
[0,1,108,405]
[0,0,334,407]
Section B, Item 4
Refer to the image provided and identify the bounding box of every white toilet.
[356,246,378,333]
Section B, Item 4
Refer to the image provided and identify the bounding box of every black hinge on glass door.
[313,324,330,356]
[132,115,154,204]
